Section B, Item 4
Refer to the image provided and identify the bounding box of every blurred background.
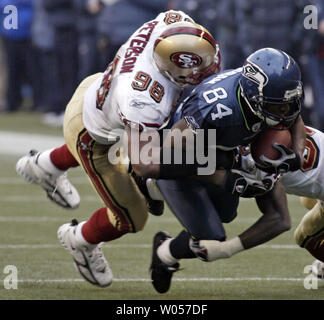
[0,0,323,130]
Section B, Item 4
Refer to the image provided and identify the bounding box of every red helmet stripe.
[154,27,216,50]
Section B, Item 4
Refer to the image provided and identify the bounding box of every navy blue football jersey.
[172,68,263,149]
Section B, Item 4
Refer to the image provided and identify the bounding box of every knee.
[300,197,317,210]
[130,210,148,233]
[221,210,237,223]
[294,201,324,246]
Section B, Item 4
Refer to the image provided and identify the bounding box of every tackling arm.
[127,119,271,196]
[127,118,223,180]
[125,118,194,179]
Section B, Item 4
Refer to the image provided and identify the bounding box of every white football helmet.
[153,21,221,87]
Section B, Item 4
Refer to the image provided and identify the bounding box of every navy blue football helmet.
[239,48,303,127]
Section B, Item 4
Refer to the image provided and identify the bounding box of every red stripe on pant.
[77,130,133,235]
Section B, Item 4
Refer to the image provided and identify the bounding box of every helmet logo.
[170,52,202,68]
[242,63,268,87]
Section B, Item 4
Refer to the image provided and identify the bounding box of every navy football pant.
[157,179,239,241]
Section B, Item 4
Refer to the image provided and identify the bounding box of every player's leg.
[15,77,84,210]
[294,200,324,262]
[207,184,239,223]
[71,130,148,238]
[14,74,102,209]
[16,144,80,209]
[58,74,148,287]
[149,179,238,293]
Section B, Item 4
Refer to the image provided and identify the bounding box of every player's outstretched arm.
[190,182,291,262]
[239,181,291,249]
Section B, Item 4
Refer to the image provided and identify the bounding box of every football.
[251,127,292,165]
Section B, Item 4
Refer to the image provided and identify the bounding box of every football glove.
[224,169,271,198]
[257,143,301,174]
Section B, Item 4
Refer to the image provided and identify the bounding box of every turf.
[0,112,323,300]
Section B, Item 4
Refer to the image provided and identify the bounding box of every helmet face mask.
[153,22,221,87]
[239,48,303,128]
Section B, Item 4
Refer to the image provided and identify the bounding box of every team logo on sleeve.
[170,52,202,68]
[184,116,200,133]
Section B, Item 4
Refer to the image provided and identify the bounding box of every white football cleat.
[312,259,324,279]
[58,219,113,287]
[16,150,80,209]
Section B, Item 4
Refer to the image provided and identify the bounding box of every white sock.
[37,149,65,177]
[157,238,178,265]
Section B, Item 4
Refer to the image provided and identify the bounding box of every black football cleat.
[149,231,180,294]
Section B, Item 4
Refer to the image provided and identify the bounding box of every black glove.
[224,169,270,198]
[257,143,301,174]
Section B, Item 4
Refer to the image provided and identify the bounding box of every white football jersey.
[241,126,324,200]
[82,11,192,144]
[280,126,324,200]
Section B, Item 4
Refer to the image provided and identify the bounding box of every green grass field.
[0,112,323,300]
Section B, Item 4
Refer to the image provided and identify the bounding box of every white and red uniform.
[63,11,194,234]
[242,126,324,200]
[241,126,324,255]
[82,11,192,144]
[280,126,324,200]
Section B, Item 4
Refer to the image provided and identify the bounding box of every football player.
[137,48,307,294]
[244,125,324,280]
[15,11,223,287]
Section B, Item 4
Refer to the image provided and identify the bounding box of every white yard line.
[0,131,64,156]
[16,277,305,283]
